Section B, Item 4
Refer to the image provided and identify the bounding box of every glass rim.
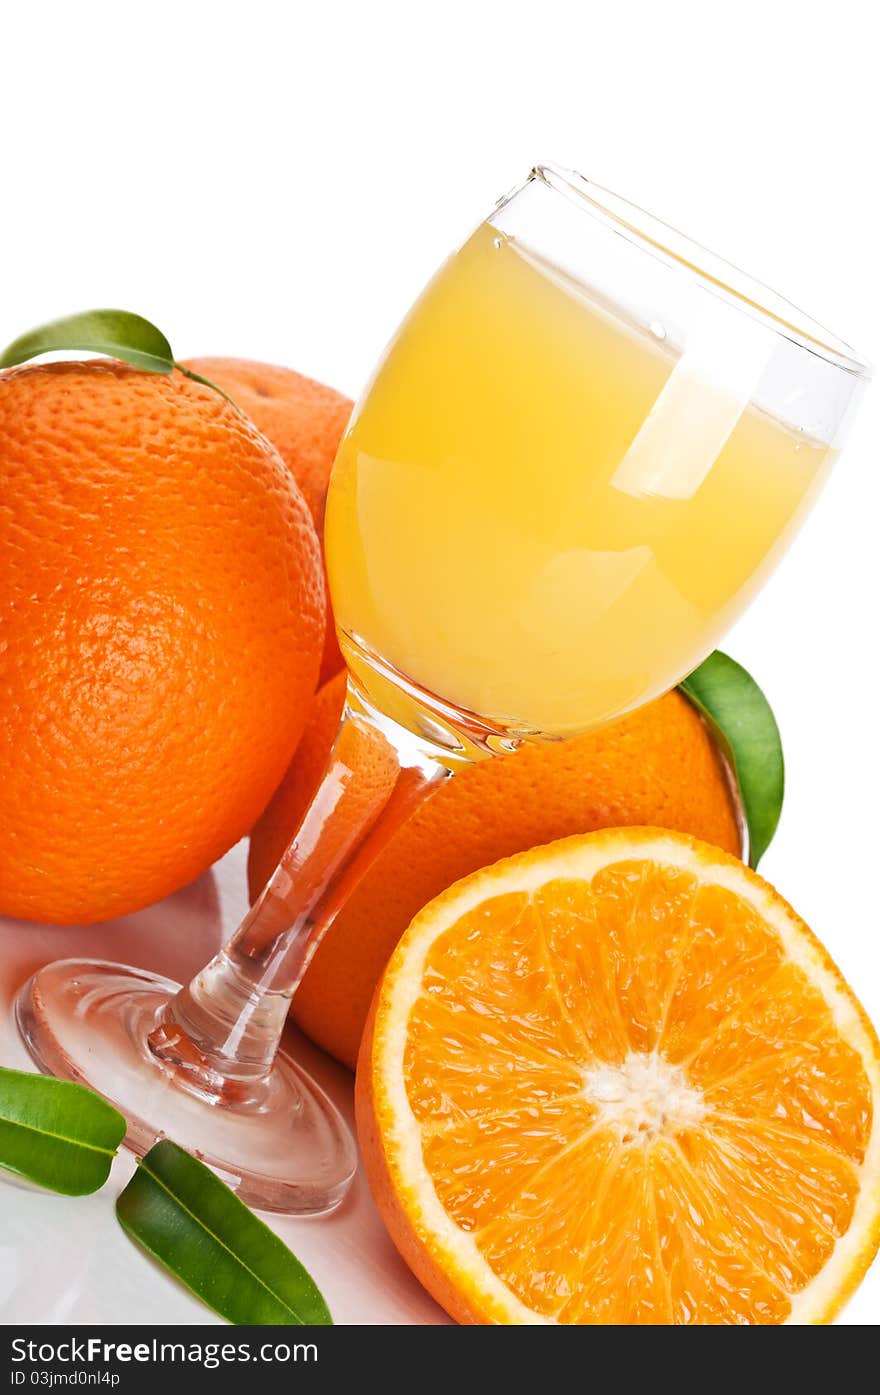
[523,163,872,381]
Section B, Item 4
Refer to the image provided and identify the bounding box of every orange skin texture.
[249,673,742,1068]
[183,357,352,684]
[0,360,324,924]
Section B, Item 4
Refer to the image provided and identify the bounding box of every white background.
[2,0,878,1324]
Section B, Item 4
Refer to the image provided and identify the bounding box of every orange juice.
[326,222,832,737]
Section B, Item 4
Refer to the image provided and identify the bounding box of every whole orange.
[183,357,352,684]
[248,673,742,1068]
[0,360,325,924]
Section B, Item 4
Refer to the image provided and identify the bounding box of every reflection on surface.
[0,842,448,1326]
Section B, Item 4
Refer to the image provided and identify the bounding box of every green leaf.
[0,309,176,375]
[116,1140,333,1325]
[0,1066,126,1195]
[679,650,784,870]
[0,308,236,404]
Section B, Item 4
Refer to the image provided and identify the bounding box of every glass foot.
[15,959,358,1216]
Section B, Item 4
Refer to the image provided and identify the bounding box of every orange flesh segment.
[403,860,873,1323]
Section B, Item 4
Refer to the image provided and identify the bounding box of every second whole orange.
[248,672,742,1067]
[0,360,325,924]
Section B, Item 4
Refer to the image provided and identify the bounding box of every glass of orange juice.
[16,165,869,1215]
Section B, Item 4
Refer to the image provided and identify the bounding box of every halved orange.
[357,829,880,1324]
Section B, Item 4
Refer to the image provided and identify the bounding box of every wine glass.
[15,165,869,1215]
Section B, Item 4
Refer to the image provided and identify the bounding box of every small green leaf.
[116,1140,333,1325]
[0,309,235,404]
[0,1066,126,1195]
[679,650,784,870]
[0,309,176,375]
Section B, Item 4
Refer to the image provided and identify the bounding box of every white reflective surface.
[0,839,872,1324]
[0,843,447,1326]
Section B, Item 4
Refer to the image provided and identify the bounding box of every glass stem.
[146,679,453,1099]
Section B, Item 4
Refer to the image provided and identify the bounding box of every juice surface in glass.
[325,221,833,738]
